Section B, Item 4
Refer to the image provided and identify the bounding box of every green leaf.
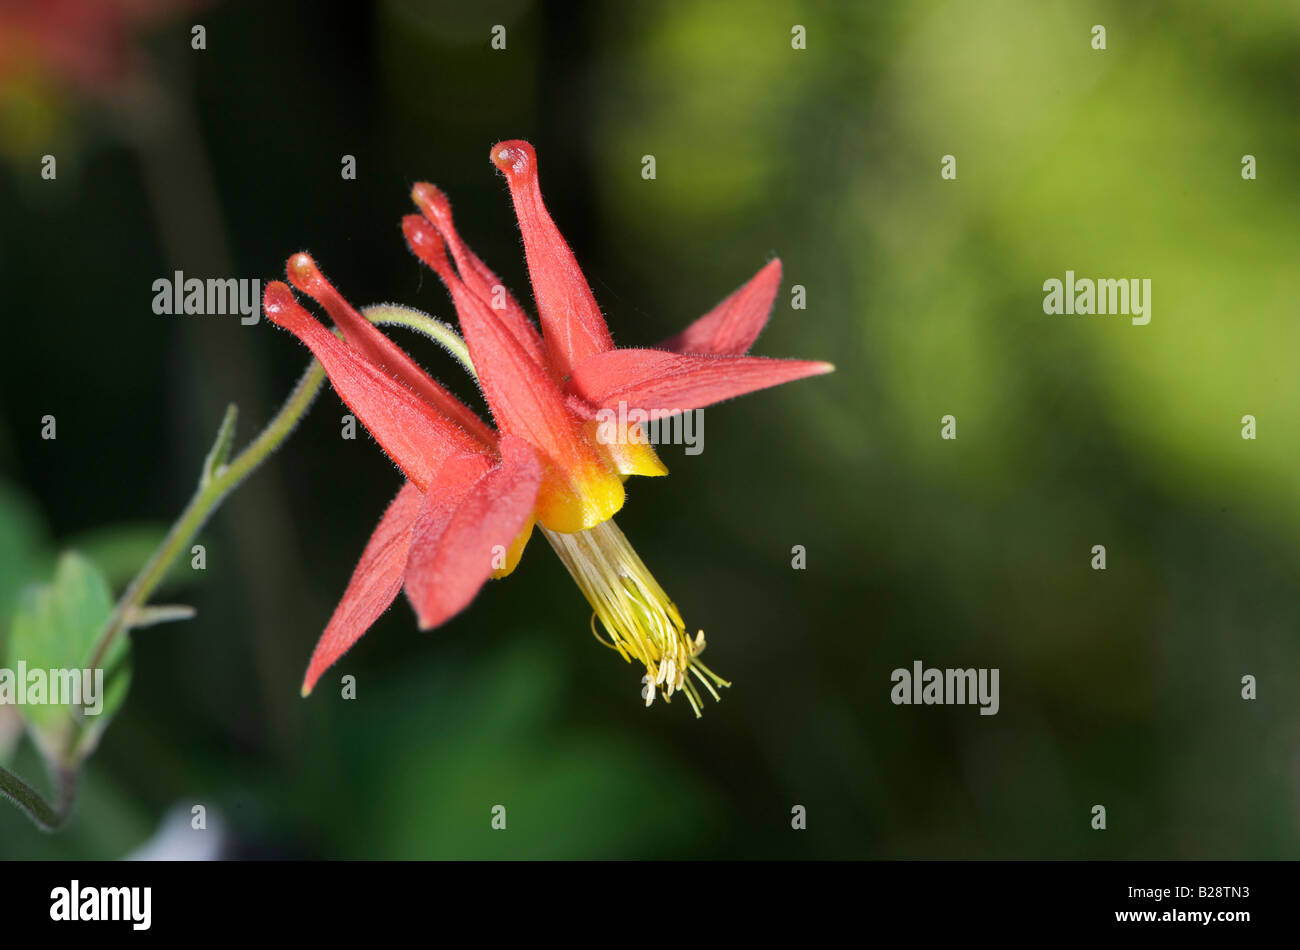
[200,403,239,487]
[4,552,130,765]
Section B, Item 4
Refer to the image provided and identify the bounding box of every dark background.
[1,0,1297,858]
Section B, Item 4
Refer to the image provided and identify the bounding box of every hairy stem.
[365,304,476,376]
[0,761,77,832]
[83,306,471,688]
[1,305,475,831]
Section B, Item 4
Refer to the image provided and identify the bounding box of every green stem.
[83,305,471,681]
[84,361,326,679]
[0,762,76,832]
[85,306,471,700]
[364,304,476,376]
[1,304,475,830]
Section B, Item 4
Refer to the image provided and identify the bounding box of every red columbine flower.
[264,140,831,715]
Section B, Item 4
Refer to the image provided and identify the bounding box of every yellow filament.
[542,519,729,717]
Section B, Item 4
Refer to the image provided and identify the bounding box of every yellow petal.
[534,457,625,533]
[588,419,669,478]
[491,517,535,579]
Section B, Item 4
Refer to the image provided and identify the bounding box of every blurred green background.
[1,0,1297,858]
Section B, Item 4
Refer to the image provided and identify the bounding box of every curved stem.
[81,307,475,690]
[81,307,474,700]
[2,306,478,831]
[363,304,476,376]
[84,361,326,679]
[2,361,328,826]
[0,762,76,832]
[1,304,478,829]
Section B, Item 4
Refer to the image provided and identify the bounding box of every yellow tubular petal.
[534,458,626,534]
[491,517,535,579]
[585,419,669,478]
